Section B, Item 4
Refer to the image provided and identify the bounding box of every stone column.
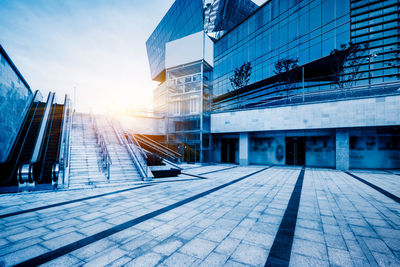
[336,129,349,170]
[239,132,249,165]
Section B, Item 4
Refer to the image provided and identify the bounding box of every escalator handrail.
[31,92,55,163]
[57,95,71,185]
[136,133,182,157]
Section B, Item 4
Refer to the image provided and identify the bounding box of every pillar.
[336,129,349,170]
[239,132,249,165]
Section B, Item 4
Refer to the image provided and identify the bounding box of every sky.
[0,0,266,114]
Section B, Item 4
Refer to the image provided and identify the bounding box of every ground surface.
[0,165,399,266]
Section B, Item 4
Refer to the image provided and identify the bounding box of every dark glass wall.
[213,0,351,97]
[350,0,400,85]
[0,46,33,162]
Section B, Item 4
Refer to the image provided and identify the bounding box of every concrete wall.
[211,95,400,133]
[336,129,350,170]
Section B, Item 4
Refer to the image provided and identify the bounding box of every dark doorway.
[221,139,236,163]
[286,137,306,166]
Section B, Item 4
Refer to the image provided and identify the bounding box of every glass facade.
[350,0,400,85]
[162,61,213,162]
[204,0,258,39]
[214,0,352,97]
[148,0,258,162]
[212,0,400,111]
[146,0,204,81]
[0,45,33,163]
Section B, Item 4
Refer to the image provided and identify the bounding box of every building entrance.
[221,139,236,163]
[286,137,306,166]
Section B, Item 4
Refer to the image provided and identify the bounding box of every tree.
[229,62,252,108]
[330,43,368,89]
[274,58,299,98]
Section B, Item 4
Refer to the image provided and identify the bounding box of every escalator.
[32,103,64,189]
[0,91,45,193]
[0,92,71,193]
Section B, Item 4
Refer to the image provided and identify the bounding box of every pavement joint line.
[345,171,400,204]
[198,165,239,175]
[180,173,209,179]
[0,184,153,219]
[14,167,270,267]
[265,167,305,267]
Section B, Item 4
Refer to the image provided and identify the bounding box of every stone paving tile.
[351,171,400,196]
[230,243,269,266]
[0,166,399,266]
[40,254,83,267]
[0,244,49,266]
[179,237,218,259]
[83,247,127,267]
[125,251,163,267]
[107,255,132,267]
[152,238,183,256]
[42,231,87,250]
[159,251,197,266]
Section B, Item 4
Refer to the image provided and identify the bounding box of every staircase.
[69,113,108,188]
[97,117,142,183]
[68,113,141,189]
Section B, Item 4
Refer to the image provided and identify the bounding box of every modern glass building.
[148,0,400,168]
[147,0,258,162]
[0,45,33,162]
[213,0,399,108]
[210,0,400,169]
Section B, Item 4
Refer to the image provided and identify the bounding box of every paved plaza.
[0,165,399,266]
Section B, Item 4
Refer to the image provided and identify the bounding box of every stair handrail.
[137,134,182,157]
[135,135,181,162]
[140,147,183,170]
[56,94,72,188]
[90,112,112,181]
[18,92,55,190]
[111,120,152,180]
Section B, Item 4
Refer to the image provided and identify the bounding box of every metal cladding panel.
[146,0,204,82]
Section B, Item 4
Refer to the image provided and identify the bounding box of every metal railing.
[111,120,151,180]
[91,113,112,181]
[213,81,400,113]
[135,134,182,163]
[57,95,72,188]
